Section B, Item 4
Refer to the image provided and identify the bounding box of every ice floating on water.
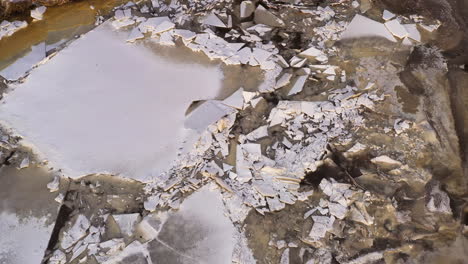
[0,42,46,81]
[31,6,47,21]
[0,22,225,180]
[341,14,396,42]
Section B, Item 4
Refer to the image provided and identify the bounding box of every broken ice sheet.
[0,22,227,180]
[341,14,396,42]
[0,42,46,81]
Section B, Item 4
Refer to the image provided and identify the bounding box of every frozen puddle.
[0,22,230,180]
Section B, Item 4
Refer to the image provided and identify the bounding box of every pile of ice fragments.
[1,0,465,263]
[0,19,27,40]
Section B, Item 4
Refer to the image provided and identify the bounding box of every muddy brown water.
[0,0,127,71]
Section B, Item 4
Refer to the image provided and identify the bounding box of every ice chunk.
[308,216,335,240]
[173,29,196,41]
[203,13,226,28]
[185,100,236,132]
[61,215,90,249]
[384,19,409,38]
[0,22,225,180]
[341,14,396,42]
[126,27,144,42]
[153,20,175,33]
[403,24,421,42]
[240,1,255,18]
[31,6,47,20]
[138,16,171,33]
[158,30,175,45]
[254,5,285,28]
[112,213,141,237]
[299,46,325,60]
[288,75,308,96]
[382,10,395,21]
[246,125,268,141]
[223,88,245,109]
[275,72,293,89]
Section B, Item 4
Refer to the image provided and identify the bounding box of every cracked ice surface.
[0,22,226,181]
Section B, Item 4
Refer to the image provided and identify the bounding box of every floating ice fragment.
[254,5,285,28]
[203,13,227,28]
[341,14,396,42]
[382,10,395,21]
[31,6,47,20]
[223,88,245,109]
[419,21,441,32]
[240,1,255,18]
[253,181,276,197]
[47,176,60,192]
[288,75,308,96]
[112,213,141,237]
[185,100,236,132]
[153,20,175,33]
[61,215,90,249]
[242,91,256,103]
[328,202,347,219]
[173,29,196,40]
[308,216,335,240]
[246,125,268,141]
[144,195,160,211]
[403,24,421,42]
[158,30,175,45]
[0,42,45,81]
[138,16,171,33]
[299,46,325,60]
[384,19,409,38]
[267,197,286,211]
[275,72,293,89]
[126,27,144,42]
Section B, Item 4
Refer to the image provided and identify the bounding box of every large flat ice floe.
[0,22,226,180]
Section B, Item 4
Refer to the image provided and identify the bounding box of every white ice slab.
[341,14,396,42]
[0,22,225,181]
[384,19,409,39]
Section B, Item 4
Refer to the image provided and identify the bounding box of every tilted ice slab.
[0,22,225,181]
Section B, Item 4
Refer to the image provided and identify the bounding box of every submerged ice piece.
[0,22,225,180]
[147,185,236,263]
